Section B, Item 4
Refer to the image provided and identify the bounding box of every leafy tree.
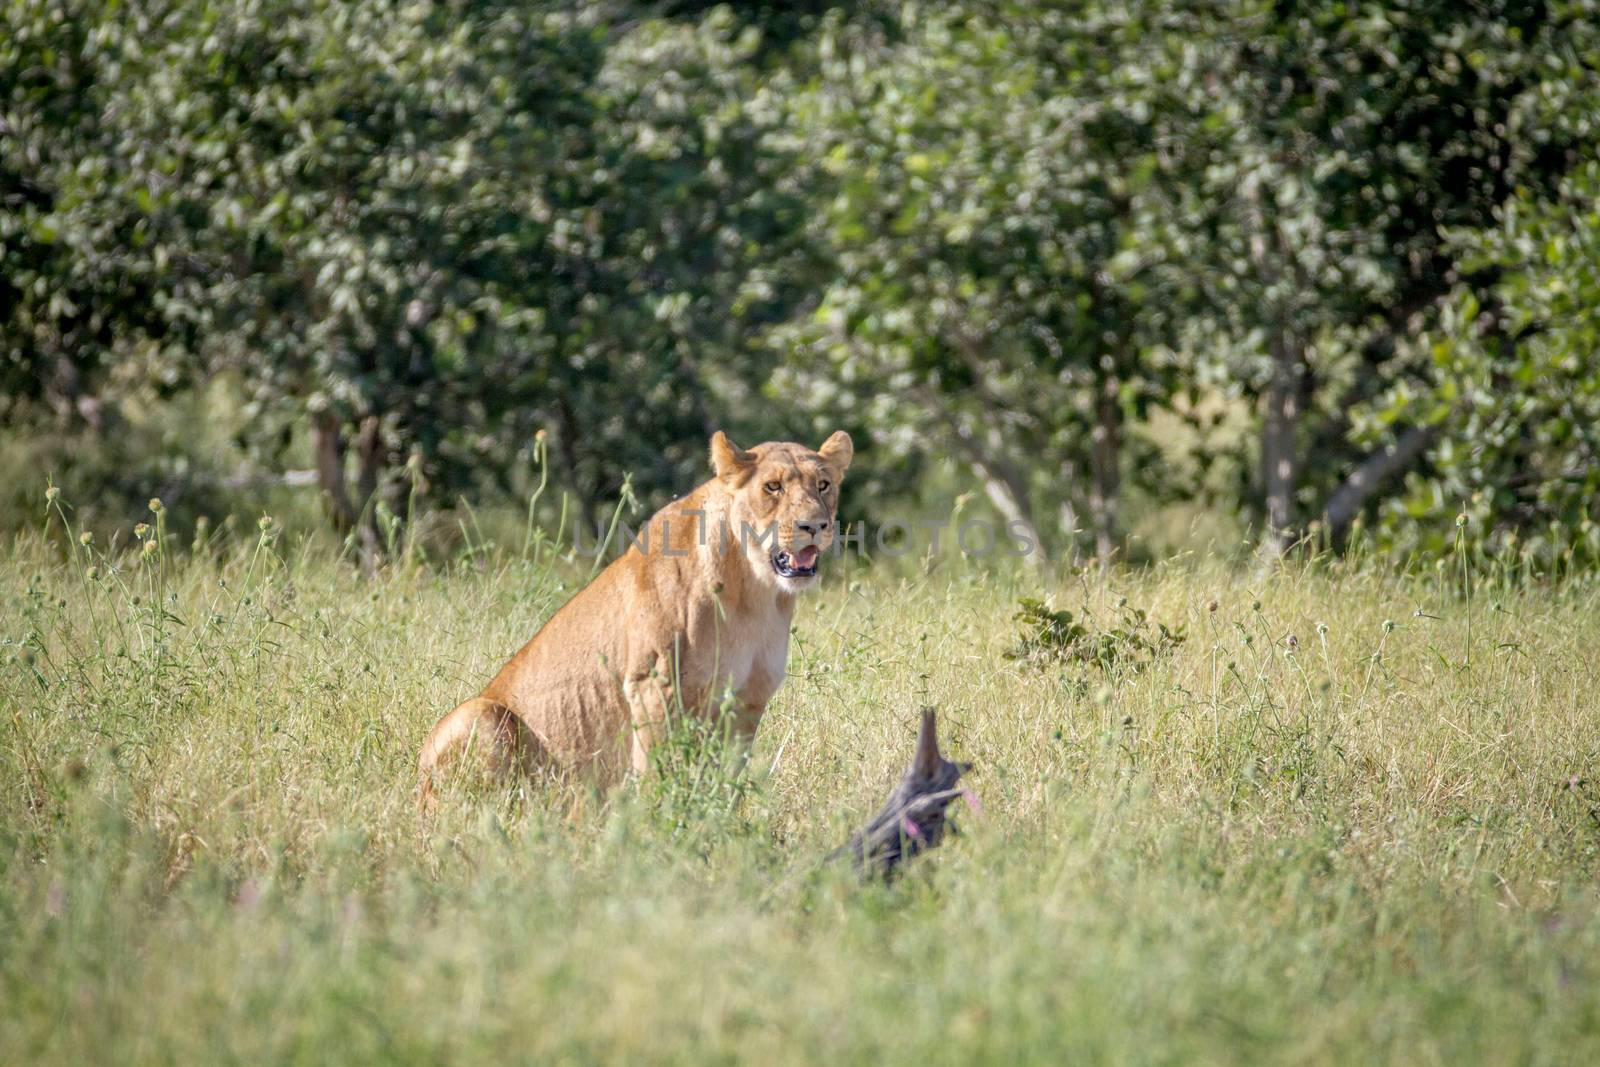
[3,0,805,556]
[1367,155,1600,566]
[7,0,1600,573]
[1184,0,1597,555]
[0,0,194,431]
[777,2,1220,561]
[164,2,600,560]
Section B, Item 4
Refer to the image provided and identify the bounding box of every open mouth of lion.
[772,544,821,580]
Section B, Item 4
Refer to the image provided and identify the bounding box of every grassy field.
[3,504,1600,1065]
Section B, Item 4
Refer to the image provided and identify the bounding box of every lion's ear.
[818,430,854,476]
[710,431,756,482]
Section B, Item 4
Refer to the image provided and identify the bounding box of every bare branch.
[1322,423,1440,540]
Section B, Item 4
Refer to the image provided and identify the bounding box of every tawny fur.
[417,430,852,810]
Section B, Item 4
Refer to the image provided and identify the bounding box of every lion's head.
[709,430,853,592]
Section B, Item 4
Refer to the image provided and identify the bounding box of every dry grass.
[3,504,1599,1064]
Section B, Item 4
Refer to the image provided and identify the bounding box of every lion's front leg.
[623,664,676,776]
[729,698,768,745]
[729,661,783,747]
[715,698,769,778]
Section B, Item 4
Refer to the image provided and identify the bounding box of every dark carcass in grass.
[838,708,975,876]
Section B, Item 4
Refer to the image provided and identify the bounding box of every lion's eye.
[764,480,782,494]
[818,480,831,492]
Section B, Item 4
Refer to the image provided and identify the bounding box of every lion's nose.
[797,520,830,536]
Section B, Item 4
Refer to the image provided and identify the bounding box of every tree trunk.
[44,358,107,433]
[1088,372,1121,563]
[353,414,385,573]
[1057,498,1083,568]
[964,419,1045,570]
[554,398,599,538]
[310,410,385,574]
[972,461,1045,570]
[917,388,1046,569]
[1260,336,1302,558]
[311,411,358,533]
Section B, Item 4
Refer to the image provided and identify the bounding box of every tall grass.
[3,495,1599,1064]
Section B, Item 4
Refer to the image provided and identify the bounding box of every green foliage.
[775,2,1213,555]
[1372,155,1600,567]
[4,0,1600,566]
[639,706,766,852]
[1178,0,1600,549]
[2,0,806,535]
[1004,595,1185,680]
[0,0,198,423]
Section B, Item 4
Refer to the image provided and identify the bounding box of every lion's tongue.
[794,545,820,569]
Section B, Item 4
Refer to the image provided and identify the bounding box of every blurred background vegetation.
[4,0,1598,569]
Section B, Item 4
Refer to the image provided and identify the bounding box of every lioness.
[417,430,852,808]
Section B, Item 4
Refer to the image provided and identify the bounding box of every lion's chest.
[712,606,791,706]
